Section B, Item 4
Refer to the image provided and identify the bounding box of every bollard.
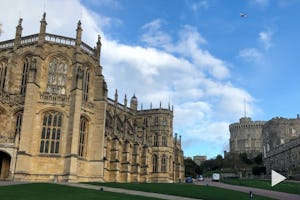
[100,187,103,191]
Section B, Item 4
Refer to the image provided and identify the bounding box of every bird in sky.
[240,13,247,18]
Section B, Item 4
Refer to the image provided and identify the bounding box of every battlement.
[229,117,266,131]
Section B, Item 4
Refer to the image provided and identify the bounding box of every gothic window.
[153,133,158,146]
[46,58,67,94]
[162,135,167,146]
[20,58,30,95]
[143,118,148,127]
[154,116,159,126]
[14,111,23,136]
[0,61,7,91]
[161,155,167,172]
[39,111,62,154]
[152,154,158,173]
[133,144,138,154]
[82,69,90,102]
[162,117,167,126]
[78,117,89,157]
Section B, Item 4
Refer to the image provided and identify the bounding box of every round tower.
[229,117,266,158]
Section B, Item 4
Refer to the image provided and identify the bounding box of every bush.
[252,166,266,175]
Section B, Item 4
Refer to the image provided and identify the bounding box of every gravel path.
[59,182,201,200]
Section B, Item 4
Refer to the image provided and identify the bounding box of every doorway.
[0,151,11,179]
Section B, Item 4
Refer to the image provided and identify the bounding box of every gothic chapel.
[0,13,184,183]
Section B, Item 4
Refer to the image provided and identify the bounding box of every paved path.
[0,180,27,186]
[195,179,300,200]
[60,183,201,200]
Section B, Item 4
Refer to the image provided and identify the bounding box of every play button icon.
[271,170,286,187]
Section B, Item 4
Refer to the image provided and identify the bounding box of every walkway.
[195,179,300,200]
[60,182,201,200]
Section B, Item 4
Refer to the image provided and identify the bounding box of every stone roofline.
[107,97,173,115]
[0,13,101,62]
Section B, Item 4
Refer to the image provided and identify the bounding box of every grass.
[89,182,276,200]
[222,179,300,195]
[0,183,160,200]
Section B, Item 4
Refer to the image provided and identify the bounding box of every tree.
[184,158,202,178]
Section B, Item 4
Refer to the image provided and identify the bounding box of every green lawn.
[222,179,300,195]
[89,182,276,200]
[0,183,160,200]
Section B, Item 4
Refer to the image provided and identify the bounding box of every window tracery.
[47,58,67,94]
[39,111,62,154]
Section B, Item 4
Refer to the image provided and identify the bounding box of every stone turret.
[130,94,138,110]
[14,18,23,48]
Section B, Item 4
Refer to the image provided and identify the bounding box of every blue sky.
[1,0,300,159]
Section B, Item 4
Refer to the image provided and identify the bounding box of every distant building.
[229,117,266,158]
[193,155,207,166]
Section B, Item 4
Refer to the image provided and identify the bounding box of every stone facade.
[262,117,300,178]
[0,13,184,183]
[229,117,266,158]
[193,155,207,166]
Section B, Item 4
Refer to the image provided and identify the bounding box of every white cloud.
[259,30,272,50]
[253,0,269,7]
[239,48,263,62]
[141,19,172,48]
[141,23,229,80]
[0,0,257,157]
[186,0,211,11]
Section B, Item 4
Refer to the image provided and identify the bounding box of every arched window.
[47,58,67,94]
[14,111,23,136]
[82,69,90,102]
[20,58,30,95]
[78,117,89,157]
[40,111,62,154]
[162,135,167,146]
[0,61,7,91]
[161,155,167,172]
[154,116,159,126]
[152,154,158,173]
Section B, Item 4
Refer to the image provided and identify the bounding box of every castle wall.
[262,117,300,178]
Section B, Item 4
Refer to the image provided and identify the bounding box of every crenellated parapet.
[229,117,265,132]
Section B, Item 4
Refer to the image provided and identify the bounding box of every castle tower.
[229,117,266,158]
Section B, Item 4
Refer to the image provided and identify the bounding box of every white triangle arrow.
[271,170,286,187]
